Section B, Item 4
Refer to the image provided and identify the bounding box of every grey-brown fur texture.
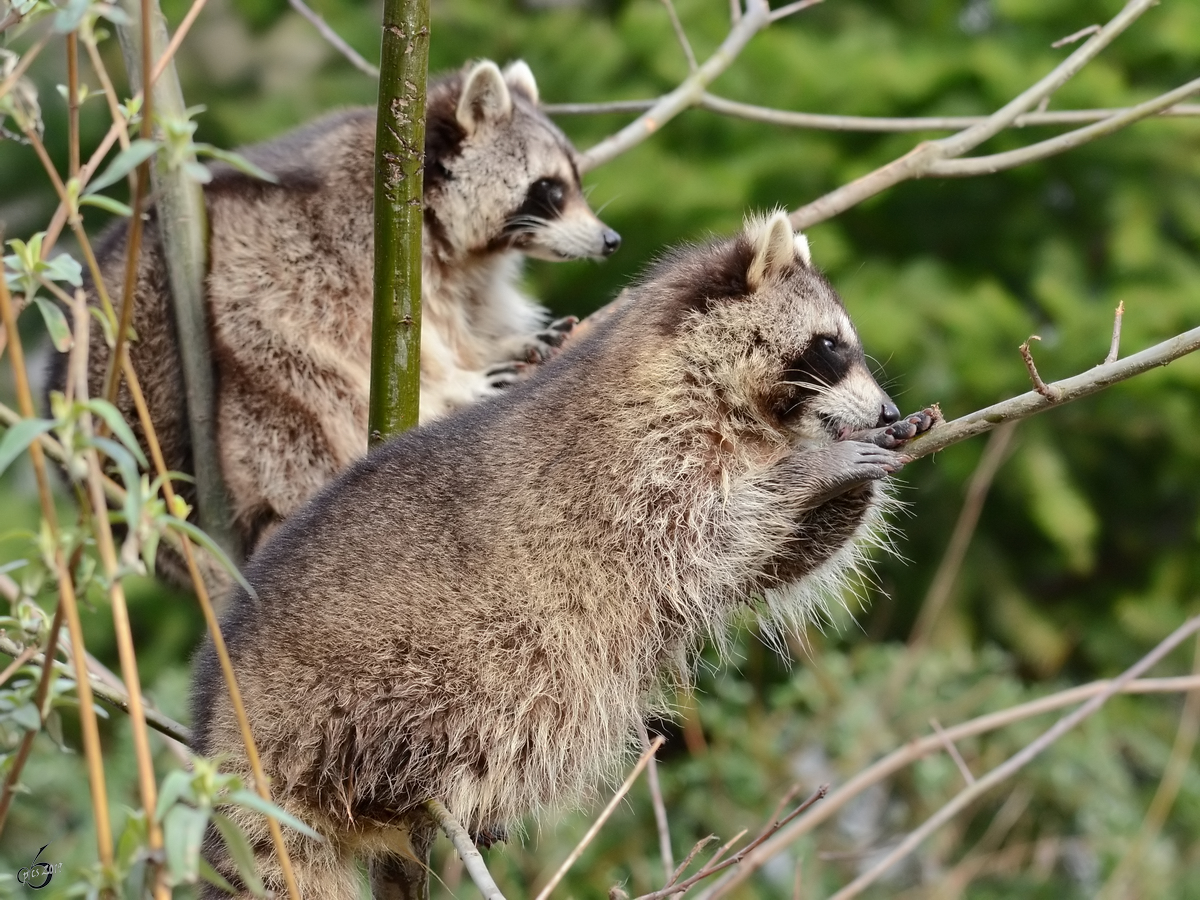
[190,212,933,899]
[45,59,618,577]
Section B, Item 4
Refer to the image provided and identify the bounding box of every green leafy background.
[1,0,1199,896]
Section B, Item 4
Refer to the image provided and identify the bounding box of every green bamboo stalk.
[113,0,242,565]
[369,0,429,443]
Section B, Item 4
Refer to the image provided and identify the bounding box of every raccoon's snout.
[601,228,621,257]
[877,400,901,427]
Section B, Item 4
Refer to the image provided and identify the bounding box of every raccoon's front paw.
[471,823,509,849]
[520,316,578,364]
[484,360,530,390]
[854,406,941,449]
[802,441,908,506]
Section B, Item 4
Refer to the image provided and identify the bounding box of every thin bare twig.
[1052,25,1100,49]
[0,31,50,103]
[1105,301,1125,365]
[789,0,1160,227]
[544,95,1200,132]
[1098,632,1200,900]
[660,0,697,72]
[637,720,675,880]
[1018,335,1059,401]
[924,77,1200,178]
[579,0,772,171]
[827,613,1200,900]
[768,0,825,24]
[929,718,975,785]
[693,673,1200,900]
[287,0,378,77]
[0,644,37,686]
[424,798,508,900]
[534,737,665,900]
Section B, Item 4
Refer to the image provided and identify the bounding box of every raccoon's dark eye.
[818,335,839,352]
[528,178,566,216]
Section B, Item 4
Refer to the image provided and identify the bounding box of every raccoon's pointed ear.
[793,232,812,267]
[457,61,514,136]
[746,211,798,290]
[503,60,539,104]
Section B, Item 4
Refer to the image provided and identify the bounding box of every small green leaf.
[198,858,235,894]
[212,811,266,897]
[0,418,57,478]
[85,399,147,467]
[89,436,142,529]
[9,702,40,732]
[43,253,82,287]
[226,789,321,840]
[163,803,209,883]
[194,145,279,184]
[155,768,197,821]
[85,139,160,195]
[79,194,134,217]
[182,160,213,184]
[32,297,72,351]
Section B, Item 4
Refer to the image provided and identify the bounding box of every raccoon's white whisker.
[593,196,618,215]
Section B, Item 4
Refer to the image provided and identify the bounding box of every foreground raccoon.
[191,212,935,898]
[48,59,618,562]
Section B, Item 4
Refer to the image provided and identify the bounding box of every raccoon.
[191,212,936,899]
[47,59,619,571]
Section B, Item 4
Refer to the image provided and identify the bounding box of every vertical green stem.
[370,0,429,444]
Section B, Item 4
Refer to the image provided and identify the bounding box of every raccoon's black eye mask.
[520,177,567,219]
[783,334,854,392]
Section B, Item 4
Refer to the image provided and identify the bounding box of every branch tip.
[1018,335,1059,401]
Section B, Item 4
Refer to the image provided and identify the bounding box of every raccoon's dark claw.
[471,823,509,848]
[485,361,529,389]
[522,316,579,364]
[852,406,941,449]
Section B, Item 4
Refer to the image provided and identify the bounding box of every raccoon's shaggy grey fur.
[46,59,618,573]
[190,212,935,898]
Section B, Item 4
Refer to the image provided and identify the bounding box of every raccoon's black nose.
[601,229,621,256]
[877,401,901,427]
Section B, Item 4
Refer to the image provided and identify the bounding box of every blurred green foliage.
[1,0,1199,896]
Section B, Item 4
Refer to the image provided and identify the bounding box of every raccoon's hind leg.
[367,817,438,900]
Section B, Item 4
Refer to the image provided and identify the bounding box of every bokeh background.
[1,0,1199,896]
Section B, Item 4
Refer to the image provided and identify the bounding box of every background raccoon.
[47,58,619,564]
[191,212,935,899]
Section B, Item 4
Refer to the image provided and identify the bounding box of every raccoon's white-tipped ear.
[503,60,539,104]
[793,231,812,267]
[457,61,513,135]
[747,211,797,290]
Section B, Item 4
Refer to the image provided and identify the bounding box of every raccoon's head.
[653,211,899,444]
[424,60,620,262]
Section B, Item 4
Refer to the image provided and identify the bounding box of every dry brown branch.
[0,642,36,685]
[0,31,49,102]
[907,421,1017,650]
[1106,302,1125,365]
[643,785,827,900]
[692,672,1200,900]
[904,323,1200,460]
[826,613,1200,899]
[636,719,675,879]
[534,736,665,900]
[0,632,194,745]
[0,253,114,863]
[424,798,508,900]
[287,0,378,77]
[1017,336,1058,401]
[929,718,975,786]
